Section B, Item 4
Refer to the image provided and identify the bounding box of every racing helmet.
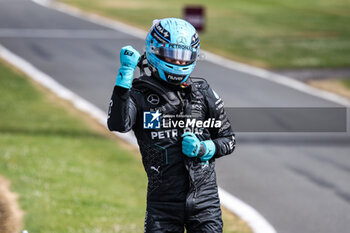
[145,18,200,85]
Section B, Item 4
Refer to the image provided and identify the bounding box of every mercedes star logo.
[147,94,160,105]
[176,36,187,45]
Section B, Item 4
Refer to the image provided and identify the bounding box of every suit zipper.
[186,162,197,213]
[176,91,185,114]
[193,188,197,209]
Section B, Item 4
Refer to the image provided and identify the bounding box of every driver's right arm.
[107,46,140,133]
[107,86,137,133]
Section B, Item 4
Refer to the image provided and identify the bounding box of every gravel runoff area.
[0,176,24,233]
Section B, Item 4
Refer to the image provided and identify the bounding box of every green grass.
[0,61,147,232]
[341,78,350,89]
[0,61,252,232]
[60,0,350,68]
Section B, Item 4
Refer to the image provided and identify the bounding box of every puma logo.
[201,161,209,169]
[150,166,160,174]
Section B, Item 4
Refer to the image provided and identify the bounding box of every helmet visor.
[152,43,198,65]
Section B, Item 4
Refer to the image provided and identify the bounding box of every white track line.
[0,28,131,39]
[219,188,277,233]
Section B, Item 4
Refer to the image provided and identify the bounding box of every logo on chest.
[147,94,160,105]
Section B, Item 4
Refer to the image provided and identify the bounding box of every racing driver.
[107,18,236,232]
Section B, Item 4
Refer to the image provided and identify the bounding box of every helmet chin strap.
[137,52,148,76]
[144,62,165,84]
[147,63,161,80]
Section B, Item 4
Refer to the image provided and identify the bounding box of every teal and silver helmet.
[145,18,200,85]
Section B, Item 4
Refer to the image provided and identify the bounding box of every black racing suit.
[108,75,235,233]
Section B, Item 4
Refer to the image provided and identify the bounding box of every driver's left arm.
[206,86,236,159]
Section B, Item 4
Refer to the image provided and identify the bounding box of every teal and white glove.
[115,45,141,89]
[181,132,216,162]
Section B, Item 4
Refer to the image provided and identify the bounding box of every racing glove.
[115,45,141,89]
[181,132,216,162]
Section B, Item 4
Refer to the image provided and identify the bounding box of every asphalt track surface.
[1,1,350,232]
